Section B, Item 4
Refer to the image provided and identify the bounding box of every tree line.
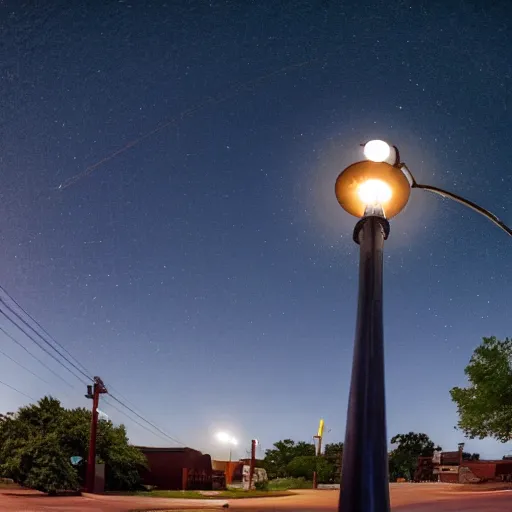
[1,336,509,492]
[263,335,512,484]
[262,433,441,483]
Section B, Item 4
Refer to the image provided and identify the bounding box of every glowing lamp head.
[357,179,392,206]
[335,160,411,219]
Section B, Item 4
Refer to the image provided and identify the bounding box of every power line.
[0,346,49,384]
[104,380,187,446]
[108,394,185,446]
[0,285,94,379]
[0,324,73,387]
[0,379,35,401]
[104,381,152,422]
[0,309,82,387]
[0,298,92,383]
[0,287,184,447]
[102,397,174,444]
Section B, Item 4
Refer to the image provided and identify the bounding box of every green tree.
[263,439,314,479]
[286,455,332,482]
[324,442,343,483]
[22,434,79,495]
[0,396,147,493]
[388,432,441,481]
[450,336,512,442]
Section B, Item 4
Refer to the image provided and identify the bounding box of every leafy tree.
[22,434,79,495]
[263,439,343,483]
[263,439,314,479]
[388,432,441,481]
[0,396,147,493]
[324,442,343,483]
[286,455,332,482]
[450,336,512,442]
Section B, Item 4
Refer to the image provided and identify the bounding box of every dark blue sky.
[0,0,510,460]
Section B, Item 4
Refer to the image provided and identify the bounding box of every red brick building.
[416,447,512,484]
[137,446,213,490]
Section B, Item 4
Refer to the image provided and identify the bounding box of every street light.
[335,140,511,512]
[215,431,238,462]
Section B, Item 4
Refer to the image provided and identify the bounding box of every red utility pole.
[85,377,107,493]
[248,439,256,490]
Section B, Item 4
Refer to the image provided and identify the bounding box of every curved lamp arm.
[400,164,512,237]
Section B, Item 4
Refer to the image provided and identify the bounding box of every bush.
[22,436,79,494]
[286,456,334,483]
[255,480,269,491]
[268,477,313,490]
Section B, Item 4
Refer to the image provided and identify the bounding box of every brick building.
[416,447,512,484]
[137,446,213,490]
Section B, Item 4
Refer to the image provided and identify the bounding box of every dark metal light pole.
[339,213,391,512]
[334,139,511,512]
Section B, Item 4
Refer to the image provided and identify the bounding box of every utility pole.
[248,439,257,490]
[85,376,108,493]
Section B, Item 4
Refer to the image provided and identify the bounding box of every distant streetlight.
[215,431,238,462]
[335,140,511,512]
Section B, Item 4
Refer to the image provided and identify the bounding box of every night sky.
[1,1,511,460]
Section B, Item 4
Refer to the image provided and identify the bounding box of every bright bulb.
[216,431,237,445]
[363,140,391,162]
[216,432,230,443]
[357,179,392,205]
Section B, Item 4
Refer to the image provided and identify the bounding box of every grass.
[0,481,21,490]
[133,488,292,499]
[451,482,512,492]
[267,477,313,490]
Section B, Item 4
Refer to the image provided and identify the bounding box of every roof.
[135,446,200,454]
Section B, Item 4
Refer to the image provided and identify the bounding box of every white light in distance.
[216,431,237,445]
[363,140,391,162]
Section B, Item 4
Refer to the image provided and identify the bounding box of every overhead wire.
[103,381,154,421]
[0,300,91,385]
[0,308,83,387]
[0,288,186,447]
[0,289,148,410]
[102,380,188,446]
[102,397,176,445]
[0,379,35,401]
[108,393,185,446]
[0,324,74,387]
[0,285,94,379]
[0,346,50,384]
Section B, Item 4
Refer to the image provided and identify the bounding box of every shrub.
[255,480,269,491]
[268,477,313,490]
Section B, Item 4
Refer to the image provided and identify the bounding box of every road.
[0,484,511,511]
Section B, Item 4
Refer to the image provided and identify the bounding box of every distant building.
[415,446,512,483]
[137,446,212,490]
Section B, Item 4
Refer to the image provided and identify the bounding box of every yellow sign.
[317,418,324,438]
